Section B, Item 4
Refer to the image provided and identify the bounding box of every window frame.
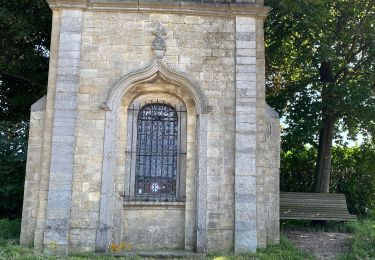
[124,101,187,203]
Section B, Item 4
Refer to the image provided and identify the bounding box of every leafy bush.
[0,122,28,219]
[331,144,375,218]
[280,147,316,192]
[0,219,21,239]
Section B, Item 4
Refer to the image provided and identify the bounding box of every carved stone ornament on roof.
[151,23,167,59]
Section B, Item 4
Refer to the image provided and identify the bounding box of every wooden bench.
[280,192,357,221]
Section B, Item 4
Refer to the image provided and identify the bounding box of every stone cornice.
[47,0,88,9]
[46,0,271,17]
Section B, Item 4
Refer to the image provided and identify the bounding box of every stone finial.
[151,23,167,58]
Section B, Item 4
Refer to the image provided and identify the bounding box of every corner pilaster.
[44,9,83,255]
[234,16,257,253]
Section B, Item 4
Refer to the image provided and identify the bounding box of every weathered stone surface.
[44,9,83,255]
[21,0,279,255]
[234,16,258,254]
[122,205,185,249]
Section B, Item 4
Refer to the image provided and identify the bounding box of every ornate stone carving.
[151,23,167,58]
[102,59,211,114]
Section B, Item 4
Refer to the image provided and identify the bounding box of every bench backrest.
[280,192,357,221]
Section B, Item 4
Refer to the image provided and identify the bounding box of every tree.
[0,121,28,218]
[0,0,51,121]
[0,0,51,218]
[265,0,375,192]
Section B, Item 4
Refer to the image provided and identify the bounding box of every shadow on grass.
[281,219,352,233]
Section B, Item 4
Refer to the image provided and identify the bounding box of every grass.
[207,236,314,260]
[0,240,139,260]
[0,240,46,260]
[1,218,374,260]
[338,220,375,259]
[0,236,312,260]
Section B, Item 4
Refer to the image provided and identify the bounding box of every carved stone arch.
[102,59,210,114]
[96,59,209,253]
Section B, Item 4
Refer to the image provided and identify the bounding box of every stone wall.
[20,97,46,247]
[264,105,280,244]
[234,16,258,253]
[75,11,237,252]
[21,0,279,254]
[122,204,185,250]
[20,9,63,249]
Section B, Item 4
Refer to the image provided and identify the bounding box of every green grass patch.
[338,220,375,259]
[0,240,46,260]
[207,236,314,260]
[0,235,313,260]
[0,241,133,260]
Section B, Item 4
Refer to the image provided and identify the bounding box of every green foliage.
[0,0,51,121]
[0,121,28,218]
[0,0,51,219]
[281,143,375,217]
[281,147,316,192]
[339,220,375,259]
[265,0,375,148]
[331,144,375,217]
[0,219,21,240]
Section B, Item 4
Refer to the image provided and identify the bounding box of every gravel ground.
[285,231,352,260]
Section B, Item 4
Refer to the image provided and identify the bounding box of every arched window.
[125,102,186,202]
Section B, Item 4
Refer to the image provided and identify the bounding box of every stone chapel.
[20,0,280,255]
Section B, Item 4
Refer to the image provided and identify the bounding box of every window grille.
[124,103,187,202]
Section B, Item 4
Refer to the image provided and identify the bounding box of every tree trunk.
[314,112,336,193]
[314,61,336,193]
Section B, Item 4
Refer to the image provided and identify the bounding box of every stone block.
[234,229,257,253]
[236,56,256,65]
[236,40,256,49]
[48,191,71,202]
[46,208,70,220]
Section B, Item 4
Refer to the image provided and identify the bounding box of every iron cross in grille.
[135,103,179,201]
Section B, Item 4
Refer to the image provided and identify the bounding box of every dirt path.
[285,231,352,260]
